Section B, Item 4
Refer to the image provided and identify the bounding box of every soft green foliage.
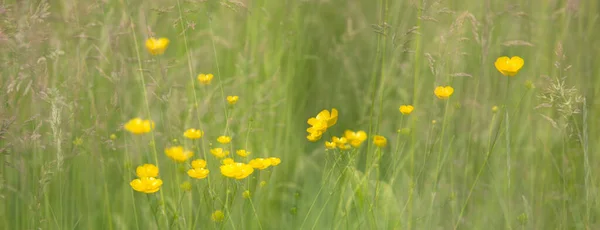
[1,0,599,229]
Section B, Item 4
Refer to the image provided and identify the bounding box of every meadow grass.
[1,0,599,229]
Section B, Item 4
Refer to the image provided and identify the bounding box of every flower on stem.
[124,118,154,134]
[165,146,194,162]
[373,135,387,147]
[197,73,214,85]
[434,86,454,99]
[210,148,230,158]
[236,149,251,157]
[145,37,170,55]
[226,96,239,105]
[130,177,163,194]
[344,130,367,148]
[494,56,524,77]
[217,135,231,144]
[399,105,414,115]
[184,129,203,139]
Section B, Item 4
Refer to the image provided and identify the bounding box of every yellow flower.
[210,148,230,158]
[344,130,367,148]
[130,177,163,194]
[332,136,351,150]
[109,134,117,140]
[220,163,254,179]
[236,149,251,157]
[145,37,170,55]
[211,210,225,222]
[306,118,328,135]
[191,159,207,169]
[183,129,203,139]
[249,158,272,170]
[226,96,239,105]
[222,158,235,165]
[124,118,155,134]
[268,157,281,166]
[325,141,337,150]
[373,135,387,147]
[494,56,524,77]
[242,190,251,199]
[187,168,210,179]
[306,132,323,142]
[197,73,214,85]
[217,135,232,144]
[399,105,414,115]
[135,164,159,178]
[434,86,454,99]
[315,108,338,128]
[165,146,194,163]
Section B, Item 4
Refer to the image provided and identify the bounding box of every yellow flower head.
[242,190,251,199]
[236,149,251,157]
[344,130,367,148]
[315,108,338,128]
[145,37,170,55]
[373,135,387,147]
[165,146,194,163]
[332,136,351,150]
[494,56,524,77]
[222,158,235,165]
[434,86,454,99]
[187,168,210,179]
[226,96,239,105]
[217,135,232,144]
[211,210,225,222]
[197,73,214,85]
[249,158,272,170]
[399,105,414,115]
[135,164,159,178]
[130,177,163,194]
[191,159,207,169]
[124,118,155,134]
[220,163,254,179]
[210,148,230,158]
[325,141,337,150]
[183,129,203,139]
[306,118,328,135]
[268,157,281,166]
[306,132,323,142]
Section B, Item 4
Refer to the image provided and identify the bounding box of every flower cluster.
[306,108,338,142]
[130,164,163,194]
[187,159,210,179]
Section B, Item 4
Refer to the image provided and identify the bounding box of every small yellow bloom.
[220,163,254,179]
[165,146,194,163]
[197,73,214,85]
[191,159,207,169]
[332,136,351,150]
[73,137,83,146]
[180,181,192,192]
[145,37,170,55]
[210,148,230,158]
[373,135,387,147]
[236,149,251,157]
[226,96,239,105]
[325,141,337,150]
[187,168,210,179]
[338,144,351,150]
[434,86,454,99]
[217,135,232,144]
[130,177,163,194]
[135,164,159,178]
[306,118,328,134]
[399,105,414,115]
[259,181,267,187]
[315,108,338,128]
[110,134,117,140]
[249,158,272,170]
[268,157,281,166]
[242,190,251,199]
[183,129,203,139]
[222,158,235,165]
[492,106,499,113]
[124,118,155,134]
[211,210,225,222]
[344,130,367,148]
[494,56,524,77]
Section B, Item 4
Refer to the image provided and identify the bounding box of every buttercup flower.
[187,168,210,179]
[211,210,225,222]
[434,86,454,99]
[217,136,232,144]
[236,149,251,157]
[191,159,207,169]
[165,146,194,162]
[325,141,337,150]
[220,163,254,179]
[124,118,155,134]
[197,73,214,85]
[495,56,524,77]
[145,37,170,55]
[184,129,203,139]
[136,164,159,178]
[315,108,338,128]
[268,157,281,166]
[306,132,323,142]
[226,96,239,105]
[373,135,387,147]
[222,158,235,165]
[399,105,414,115]
[344,130,367,148]
[130,177,163,194]
[210,148,230,158]
[306,108,338,141]
[249,158,272,170]
[332,136,351,150]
